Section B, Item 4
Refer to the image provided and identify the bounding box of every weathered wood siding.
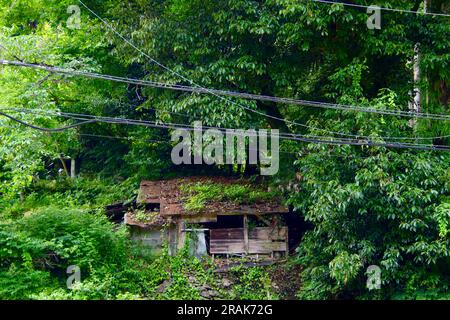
[210,228,245,254]
[210,227,288,255]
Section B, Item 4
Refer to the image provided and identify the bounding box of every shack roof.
[137,177,288,217]
[124,211,167,228]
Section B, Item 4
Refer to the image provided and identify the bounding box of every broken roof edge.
[160,208,289,217]
[124,212,170,229]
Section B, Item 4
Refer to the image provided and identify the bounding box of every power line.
[0,115,300,156]
[77,133,304,156]
[0,122,435,161]
[1,107,368,142]
[0,5,447,154]
[0,111,96,132]
[312,0,450,17]
[7,58,441,120]
[66,133,382,158]
[2,58,449,124]
[0,107,442,143]
[0,123,365,158]
[2,59,449,143]
[2,108,449,152]
[6,105,450,144]
[1,4,448,144]
[77,1,450,140]
[79,133,170,145]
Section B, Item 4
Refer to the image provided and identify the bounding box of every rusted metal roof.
[137,180,162,204]
[138,177,289,216]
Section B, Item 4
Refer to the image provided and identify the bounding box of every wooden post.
[70,159,76,179]
[243,214,249,255]
[168,225,177,256]
[176,220,186,252]
[285,229,289,257]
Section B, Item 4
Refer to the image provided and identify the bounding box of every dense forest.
[0,0,448,300]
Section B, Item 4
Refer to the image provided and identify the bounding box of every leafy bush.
[0,176,138,220]
[0,208,131,299]
[290,148,450,300]
[0,267,57,300]
[230,265,278,300]
[15,208,128,271]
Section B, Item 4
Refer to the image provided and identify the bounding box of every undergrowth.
[0,176,138,220]
[0,207,279,300]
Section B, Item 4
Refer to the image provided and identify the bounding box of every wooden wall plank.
[249,227,287,240]
[209,227,288,255]
[210,228,245,239]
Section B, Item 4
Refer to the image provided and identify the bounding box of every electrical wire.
[0,111,96,132]
[3,106,444,144]
[77,1,450,141]
[5,59,449,122]
[0,123,439,162]
[1,3,448,145]
[2,59,450,142]
[0,4,447,154]
[1,107,367,142]
[74,133,383,159]
[0,123,375,158]
[312,0,450,17]
[2,108,448,152]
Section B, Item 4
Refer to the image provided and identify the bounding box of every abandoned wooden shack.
[124,177,294,259]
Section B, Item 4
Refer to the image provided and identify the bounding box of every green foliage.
[0,0,449,300]
[329,252,363,286]
[290,142,449,299]
[0,207,128,271]
[134,209,149,223]
[0,176,138,220]
[180,182,281,212]
[0,267,56,300]
[230,264,277,300]
[0,207,133,299]
[0,208,254,300]
[153,245,205,300]
[284,68,450,299]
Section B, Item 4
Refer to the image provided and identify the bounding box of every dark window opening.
[145,203,160,212]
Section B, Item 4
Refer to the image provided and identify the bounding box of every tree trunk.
[412,43,421,114]
[409,1,427,126]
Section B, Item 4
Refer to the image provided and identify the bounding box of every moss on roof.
[180,181,282,213]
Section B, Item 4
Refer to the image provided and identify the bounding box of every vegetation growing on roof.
[180,182,282,213]
[129,208,164,225]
